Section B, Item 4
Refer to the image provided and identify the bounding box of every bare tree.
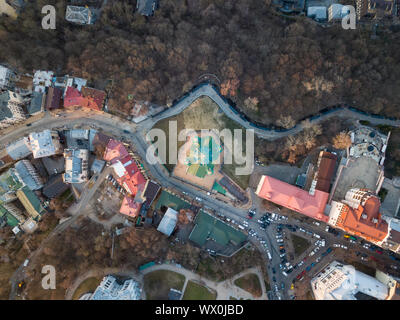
[332,131,352,157]
[277,115,295,129]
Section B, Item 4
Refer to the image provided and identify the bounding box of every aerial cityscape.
[0,0,400,305]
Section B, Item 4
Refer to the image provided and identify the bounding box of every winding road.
[4,83,400,300]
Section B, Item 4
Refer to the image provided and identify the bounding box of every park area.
[234,273,262,298]
[152,96,250,190]
[143,270,186,300]
[290,234,311,257]
[182,281,217,300]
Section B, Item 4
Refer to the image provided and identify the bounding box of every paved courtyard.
[333,157,382,201]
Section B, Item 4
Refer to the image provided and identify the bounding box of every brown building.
[315,151,337,193]
[45,87,63,110]
[356,0,395,19]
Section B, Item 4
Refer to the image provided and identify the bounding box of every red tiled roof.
[81,87,106,111]
[103,139,129,162]
[63,86,105,111]
[336,197,388,242]
[256,175,329,222]
[120,196,142,218]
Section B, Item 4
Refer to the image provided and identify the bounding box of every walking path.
[66,263,267,300]
[141,263,268,300]
[138,83,400,141]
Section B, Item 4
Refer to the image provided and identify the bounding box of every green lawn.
[291,234,311,257]
[72,277,102,300]
[144,270,186,300]
[182,281,217,300]
[234,273,262,297]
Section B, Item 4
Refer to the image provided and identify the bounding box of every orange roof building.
[256,175,329,222]
[328,189,389,243]
[120,196,142,218]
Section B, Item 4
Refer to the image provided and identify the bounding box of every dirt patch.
[234,273,262,298]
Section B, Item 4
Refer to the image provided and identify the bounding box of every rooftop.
[63,149,89,184]
[136,0,159,16]
[311,260,389,300]
[29,130,62,159]
[256,175,329,222]
[65,6,96,25]
[157,207,178,236]
[90,275,141,300]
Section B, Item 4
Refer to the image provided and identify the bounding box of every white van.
[313,233,321,239]
[238,225,245,230]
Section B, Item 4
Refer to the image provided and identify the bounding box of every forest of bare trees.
[1,0,400,125]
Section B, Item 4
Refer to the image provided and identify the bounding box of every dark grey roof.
[143,180,161,207]
[136,0,159,16]
[27,92,43,115]
[41,156,65,176]
[0,92,12,121]
[42,174,69,198]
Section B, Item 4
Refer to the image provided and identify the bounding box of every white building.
[0,65,14,89]
[307,6,327,20]
[33,70,54,93]
[65,6,96,25]
[0,91,27,130]
[311,260,390,300]
[157,207,178,236]
[89,275,142,300]
[328,4,351,21]
[63,149,89,184]
[29,130,63,159]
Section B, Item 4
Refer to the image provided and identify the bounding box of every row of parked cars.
[275,225,294,276]
[107,174,127,195]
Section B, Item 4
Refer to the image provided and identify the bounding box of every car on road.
[280,249,286,254]
[306,266,311,272]
[279,253,286,258]
[23,259,29,267]
[363,243,371,249]
[272,267,276,274]
[281,282,285,290]
[333,243,340,248]
[298,261,304,267]
[325,225,330,232]
[272,276,276,282]
[340,245,348,250]
[313,221,320,226]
